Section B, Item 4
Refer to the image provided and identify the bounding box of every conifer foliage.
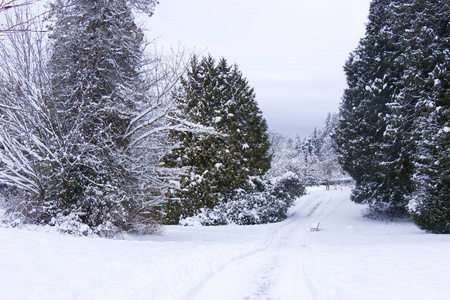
[334,0,411,216]
[47,0,150,228]
[163,55,272,223]
[334,0,449,232]
[402,1,450,233]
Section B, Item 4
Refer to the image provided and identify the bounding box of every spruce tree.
[163,55,271,223]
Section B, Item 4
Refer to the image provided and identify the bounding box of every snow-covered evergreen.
[333,0,413,217]
[334,0,449,231]
[399,0,450,233]
[163,55,272,224]
[45,0,153,231]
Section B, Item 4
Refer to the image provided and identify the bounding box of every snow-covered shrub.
[48,213,124,238]
[3,202,52,227]
[126,215,164,236]
[180,173,306,226]
[50,213,93,236]
[224,190,289,225]
[0,188,123,237]
[1,189,52,227]
[94,221,122,238]
[269,172,306,207]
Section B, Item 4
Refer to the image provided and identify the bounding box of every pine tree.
[163,55,271,223]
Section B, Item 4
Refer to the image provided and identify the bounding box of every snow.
[1,187,450,300]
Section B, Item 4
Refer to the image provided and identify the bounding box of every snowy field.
[1,187,449,300]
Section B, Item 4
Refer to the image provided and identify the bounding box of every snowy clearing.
[1,186,449,300]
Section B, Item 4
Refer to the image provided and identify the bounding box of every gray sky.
[146,0,372,138]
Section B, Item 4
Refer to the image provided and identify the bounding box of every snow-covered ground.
[1,186,449,300]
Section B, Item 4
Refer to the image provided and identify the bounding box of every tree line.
[269,113,349,187]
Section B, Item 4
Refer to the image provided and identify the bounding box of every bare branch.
[0,0,39,13]
[0,0,48,35]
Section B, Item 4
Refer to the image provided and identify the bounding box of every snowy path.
[1,187,450,300]
[189,189,340,300]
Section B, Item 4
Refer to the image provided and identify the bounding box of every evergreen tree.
[333,0,411,216]
[163,55,271,223]
[401,0,450,233]
[335,0,449,229]
[46,0,157,229]
[1,1,210,234]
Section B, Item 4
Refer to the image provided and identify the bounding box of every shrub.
[180,172,306,226]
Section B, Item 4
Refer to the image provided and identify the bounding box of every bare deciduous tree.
[0,1,47,35]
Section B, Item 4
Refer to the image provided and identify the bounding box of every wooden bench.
[310,223,320,231]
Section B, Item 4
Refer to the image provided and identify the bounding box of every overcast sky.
[146,0,372,138]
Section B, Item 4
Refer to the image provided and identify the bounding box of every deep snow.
[1,186,449,300]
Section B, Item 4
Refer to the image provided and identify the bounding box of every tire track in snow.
[240,189,337,300]
[242,256,278,300]
[186,191,330,300]
[183,215,299,300]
